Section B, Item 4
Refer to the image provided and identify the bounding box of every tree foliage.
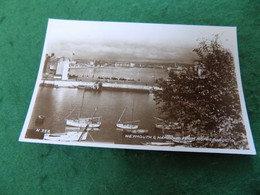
[153,37,248,149]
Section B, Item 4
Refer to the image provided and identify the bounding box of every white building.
[55,57,70,80]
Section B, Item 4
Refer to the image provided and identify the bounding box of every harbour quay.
[40,80,162,92]
[41,54,188,92]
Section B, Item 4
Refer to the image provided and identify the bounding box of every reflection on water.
[27,86,161,144]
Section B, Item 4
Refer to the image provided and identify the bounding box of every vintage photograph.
[19,19,256,154]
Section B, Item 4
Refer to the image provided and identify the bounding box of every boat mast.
[117,108,126,123]
[132,99,134,121]
[64,106,76,120]
[79,90,86,118]
[91,107,97,118]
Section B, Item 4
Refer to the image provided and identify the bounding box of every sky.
[44,19,238,64]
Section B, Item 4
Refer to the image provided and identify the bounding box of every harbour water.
[27,86,163,144]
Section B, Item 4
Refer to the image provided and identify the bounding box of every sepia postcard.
[19,19,256,155]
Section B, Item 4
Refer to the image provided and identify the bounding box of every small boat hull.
[35,115,45,124]
[143,142,175,146]
[66,117,101,128]
[43,132,86,142]
[88,123,101,128]
[155,124,179,130]
[66,119,89,128]
[116,123,138,130]
[124,129,149,134]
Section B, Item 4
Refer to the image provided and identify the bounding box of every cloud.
[47,40,197,64]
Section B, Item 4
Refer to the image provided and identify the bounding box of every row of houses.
[43,53,200,81]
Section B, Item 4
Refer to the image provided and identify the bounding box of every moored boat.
[142,142,175,146]
[43,131,88,142]
[124,129,149,134]
[66,116,102,128]
[154,117,180,130]
[116,108,140,129]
